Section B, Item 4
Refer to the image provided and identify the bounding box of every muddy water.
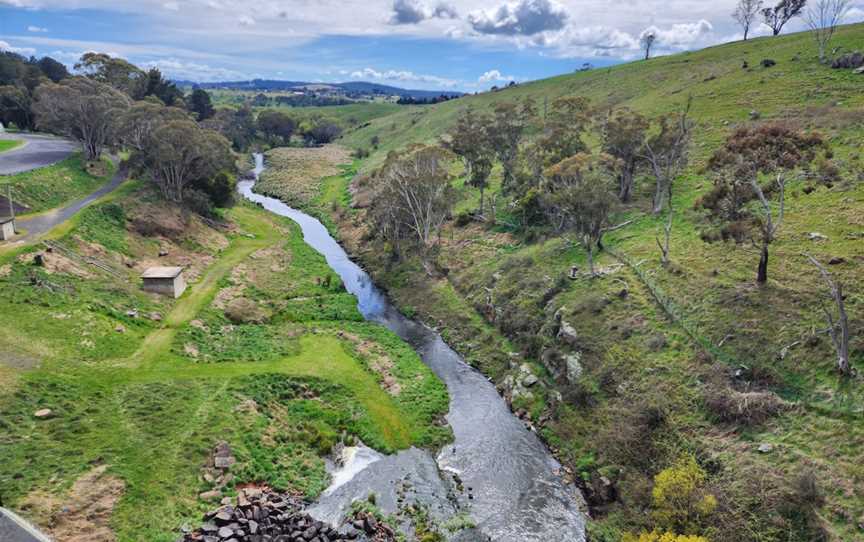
[238,154,586,541]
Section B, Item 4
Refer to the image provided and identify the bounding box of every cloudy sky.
[2,0,863,90]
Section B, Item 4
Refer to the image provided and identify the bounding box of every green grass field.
[0,186,449,541]
[2,153,116,214]
[0,139,24,153]
[314,23,864,542]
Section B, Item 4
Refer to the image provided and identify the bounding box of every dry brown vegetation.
[255,145,351,207]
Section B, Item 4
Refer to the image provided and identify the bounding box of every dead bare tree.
[734,0,765,40]
[762,0,807,36]
[641,30,658,60]
[640,96,694,215]
[750,175,785,285]
[805,0,851,63]
[805,254,852,377]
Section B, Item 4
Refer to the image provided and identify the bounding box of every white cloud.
[389,0,458,25]
[162,2,179,11]
[642,19,714,48]
[27,25,48,33]
[349,67,458,87]
[0,40,36,56]
[142,58,245,82]
[238,14,255,26]
[468,0,568,36]
[478,69,515,83]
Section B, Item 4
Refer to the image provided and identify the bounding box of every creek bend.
[238,154,586,541]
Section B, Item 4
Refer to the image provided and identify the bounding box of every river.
[238,154,586,541]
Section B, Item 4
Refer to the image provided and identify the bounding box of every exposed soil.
[22,465,124,542]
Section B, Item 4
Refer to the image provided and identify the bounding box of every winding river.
[238,154,586,541]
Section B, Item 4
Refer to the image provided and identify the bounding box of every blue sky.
[2,0,863,91]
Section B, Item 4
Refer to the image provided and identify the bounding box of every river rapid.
[238,154,586,541]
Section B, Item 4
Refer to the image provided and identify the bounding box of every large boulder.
[557,321,580,348]
[565,353,583,384]
[832,51,864,69]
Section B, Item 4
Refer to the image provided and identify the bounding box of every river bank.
[242,153,588,541]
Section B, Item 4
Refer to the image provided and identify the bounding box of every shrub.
[184,188,215,218]
[704,389,788,426]
[760,59,776,68]
[652,455,717,534]
[353,147,370,159]
[623,531,710,542]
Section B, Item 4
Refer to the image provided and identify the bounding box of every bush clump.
[651,455,717,534]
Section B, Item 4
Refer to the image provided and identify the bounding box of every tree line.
[3,51,346,215]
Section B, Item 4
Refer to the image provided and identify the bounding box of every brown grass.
[256,145,351,206]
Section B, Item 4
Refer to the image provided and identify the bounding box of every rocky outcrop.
[180,487,370,542]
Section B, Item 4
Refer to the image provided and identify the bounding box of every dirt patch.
[21,465,124,542]
[213,284,245,310]
[19,250,94,279]
[339,332,401,396]
[128,203,188,239]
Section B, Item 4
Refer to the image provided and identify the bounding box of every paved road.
[0,133,77,175]
[0,508,51,542]
[15,167,128,242]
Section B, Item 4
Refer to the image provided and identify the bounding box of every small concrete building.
[141,266,187,298]
[0,217,16,241]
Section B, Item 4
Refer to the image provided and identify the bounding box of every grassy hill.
[0,173,449,540]
[315,23,864,542]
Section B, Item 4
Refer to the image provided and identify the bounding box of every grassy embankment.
[0,174,449,541]
[2,153,116,214]
[0,140,24,153]
[268,24,864,542]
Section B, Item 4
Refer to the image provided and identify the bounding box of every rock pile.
[181,487,359,542]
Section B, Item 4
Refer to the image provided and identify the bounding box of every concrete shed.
[141,266,187,298]
[0,217,15,241]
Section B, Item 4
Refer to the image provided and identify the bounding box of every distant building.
[0,217,15,241]
[141,266,187,298]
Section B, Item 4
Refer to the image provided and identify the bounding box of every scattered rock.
[749,110,761,120]
[831,51,864,69]
[565,353,583,384]
[125,309,139,318]
[522,374,539,388]
[34,409,53,419]
[557,321,580,347]
[181,488,363,542]
[646,334,668,351]
[760,58,776,68]
[808,232,829,242]
[149,312,163,322]
[757,443,775,454]
[828,257,846,265]
[158,249,169,257]
[855,66,864,75]
[115,324,126,334]
[199,490,221,502]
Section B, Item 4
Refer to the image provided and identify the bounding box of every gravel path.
[0,133,77,175]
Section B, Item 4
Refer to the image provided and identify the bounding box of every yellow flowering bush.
[651,455,717,533]
[622,530,710,542]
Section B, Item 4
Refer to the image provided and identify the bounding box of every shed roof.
[0,217,14,225]
[141,266,184,279]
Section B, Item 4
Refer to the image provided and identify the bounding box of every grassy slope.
[0,139,24,153]
[0,184,449,540]
[324,24,864,542]
[2,153,116,214]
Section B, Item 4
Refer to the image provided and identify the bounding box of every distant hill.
[175,79,465,100]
